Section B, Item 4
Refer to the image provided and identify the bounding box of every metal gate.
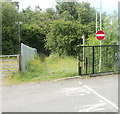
[0,55,20,77]
[78,45,120,75]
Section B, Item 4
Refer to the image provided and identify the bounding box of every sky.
[13,0,119,15]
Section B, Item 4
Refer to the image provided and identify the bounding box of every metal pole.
[18,22,22,53]
[99,40,102,72]
[78,55,81,75]
[78,47,82,75]
[96,10,98,33]
[100,0,102,30]
[18,22,20,48]
[92,46,95,74]
[86,57,88,74]
[82,35,85,72]
[99,0,102,72]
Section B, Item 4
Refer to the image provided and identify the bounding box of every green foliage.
[2,2,19,26]
[76,2,96,25]
[21,23,49,54]
[45,20,83,56]
[2,1,118,56]
[2,2,19,54]
[2,1,118,84]
[2,25,19,54]
[56,2,78,20]
[102,11,118,45]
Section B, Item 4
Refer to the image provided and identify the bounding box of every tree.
[21,23,49,55]
[76,2,96,37]
[56,2,78,20]
[2,2,19,54]
[45,20,83,56]
[102,11,118,45]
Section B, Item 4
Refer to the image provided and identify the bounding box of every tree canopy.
[2,1,118,56]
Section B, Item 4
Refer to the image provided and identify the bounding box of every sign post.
[82,35,85,72]
[96,30,105,72]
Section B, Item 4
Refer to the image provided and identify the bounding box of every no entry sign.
[96,30,105,40]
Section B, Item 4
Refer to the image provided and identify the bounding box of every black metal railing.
[78,45,120,75]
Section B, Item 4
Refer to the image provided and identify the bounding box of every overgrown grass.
[3,54,78,85]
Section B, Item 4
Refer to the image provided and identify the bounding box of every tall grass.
[4,54,78,85]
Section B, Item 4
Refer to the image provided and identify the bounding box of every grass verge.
[3,54,79,86]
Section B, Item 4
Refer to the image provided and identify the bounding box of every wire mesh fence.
[21,43,37,71]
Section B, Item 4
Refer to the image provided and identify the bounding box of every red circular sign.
[96,30,105,40]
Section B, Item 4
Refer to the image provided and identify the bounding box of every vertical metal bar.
[78,55,81,75]
[18,22,20,48]
[82,35,85,73]
[78,48,82,75]
[96,10,98,33]
[99,0,102,73]
[92,46,95,74]
[100,0,102,30]
[18,54,22,72]
[86,57,88,74]
[99,41,102,72]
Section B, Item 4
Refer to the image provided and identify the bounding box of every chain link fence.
[21,43,37,71]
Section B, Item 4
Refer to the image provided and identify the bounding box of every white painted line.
[83,85,119,111]
[78,102,106,112]
[93,108,105,111]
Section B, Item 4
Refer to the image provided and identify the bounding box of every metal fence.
[0,55,20,77]
[21,43,37,71]
[78,45,120,75]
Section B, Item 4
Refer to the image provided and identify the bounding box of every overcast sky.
[14,0,119,14]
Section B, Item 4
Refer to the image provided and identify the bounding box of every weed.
[3,54,78,85]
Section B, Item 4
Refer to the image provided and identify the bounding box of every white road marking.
[93,108,105,111]
[61,87,90,96]
[78,102,106,112]
[82,84,119,111]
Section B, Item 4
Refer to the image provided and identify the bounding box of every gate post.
[78,47,82,75]
[18,54,22,72]
[78,55,82,75]
[92,46,95,74]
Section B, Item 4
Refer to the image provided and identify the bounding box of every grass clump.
[3,54,78,85]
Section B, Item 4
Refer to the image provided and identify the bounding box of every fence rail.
[0,54,20,77]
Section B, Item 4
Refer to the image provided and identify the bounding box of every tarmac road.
[2,74,119,112]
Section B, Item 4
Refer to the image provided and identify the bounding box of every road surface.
[1,75,119,112]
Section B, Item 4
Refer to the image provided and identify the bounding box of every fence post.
[78,47,82,75]
[21,43,24,71]
[92,46,95,74]
[78,55,81,75]
[86,57,88,74]
[18,54,22,72]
